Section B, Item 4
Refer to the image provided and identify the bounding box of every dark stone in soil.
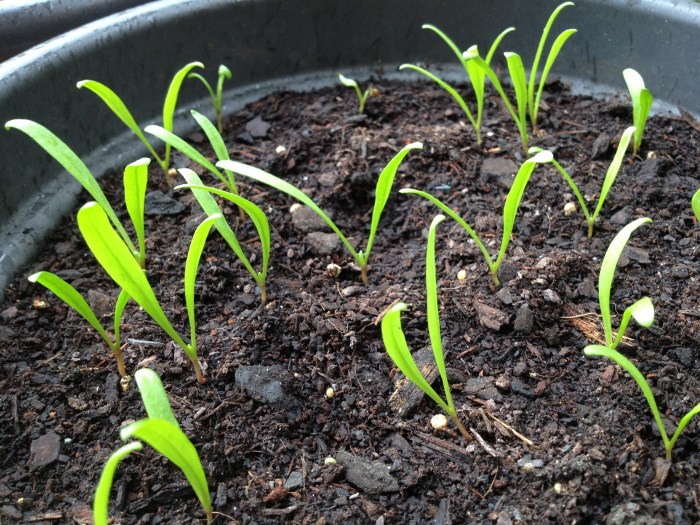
[235,364,293,406]
[29,431,61,470]
[145,190,185,215]
[335,450,399,494]
[514,304,534,334]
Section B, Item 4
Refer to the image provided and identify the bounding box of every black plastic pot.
[0,0,699,302]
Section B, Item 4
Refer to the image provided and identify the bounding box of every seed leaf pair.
[401,150,552,285]
[381,215,473,441]
[93,368,212,524]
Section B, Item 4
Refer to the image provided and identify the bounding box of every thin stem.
[587,220,594,239]
[113,345,127,378]
[260,281,267,305]
[490,267,500,287]
[361,265,368,284]
[192,357,206,385]
[449,412,474,442]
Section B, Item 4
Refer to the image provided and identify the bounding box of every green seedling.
[77,61,204,184]
[146,113,237,195]
[77,202,217,384]
[176,168,270,303]
[692,188,700,221]
[381,214,473,441]
[5,120,146,267]
[530,126,635,238]
[582,218,700,459]
[189,64,232,133]
[28,273,130,377]
[400,25,514,145]
[592,217,654,349]
[94,368,212,524]
[464,2,576,143]
[218,142,422,283]
[584,345,700,461]
[623,68,653,157]
[401,150,552,285]
[338,74,376,114]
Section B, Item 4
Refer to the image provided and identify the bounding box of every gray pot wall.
[0,0,699,303]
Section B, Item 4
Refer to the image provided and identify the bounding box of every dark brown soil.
[1,77,700,524]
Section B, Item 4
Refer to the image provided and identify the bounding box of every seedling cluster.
[6,1,697,521]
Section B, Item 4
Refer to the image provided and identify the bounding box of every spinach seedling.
[77,61,203,184]
[400,25,513,145]
[592,217,654,350]
[176,168,270,303]
[623,68,653,157]
[189,64,232,133]
[464,2,576,143]
[692,188,700,222]
[29,273,130,377]
[584,345,700,461]
[381,215,473,441]
[147,109,247,220]
[401,150,552,285]
[530,126,635,238]
[218,142,422,283]
[94,368,212,524]
[77,202,217,384]
[583,217,700,461]
[338,74,377,114]
[5,120,146,266]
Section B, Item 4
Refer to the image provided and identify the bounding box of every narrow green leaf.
[5,119,136,254]
[364,142,422,262]
[485,27,516,65]
[93,441,143,525]
[176,182,269,279]
[462,52,525,150]
[176,170,261,281]
[188,72,216,102]
[76,80,144,139]
[217,160,361,262]
[163,61,204,134]
[190,110,237,193]
[399,65,477,131]
[28,271,113,348]
[623,68,653,155]
[528,2,575,113]
[120,419,211,519]
[380,303,450,413]
[598,217,652,346]
[76,80,164,170]
[496,151,553,270]
[692,188,700,222]
[532,28,577,127]
[628,296,655,328]
[162,61,205,167]
[77,202,189,353]
[425,215,454,411]
[123,158,150,265]
[134,368,179,428]
[504,52,528,141]
[113,288,130,348]
[185,215,219,349]
[612,295,655,349]
[668,403,700,459]
[145,124,230,189]
[583,344,669,448]
[338,73,359,90]
[592,126,636,223]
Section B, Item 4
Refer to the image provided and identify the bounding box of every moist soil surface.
[1,78,700,525]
